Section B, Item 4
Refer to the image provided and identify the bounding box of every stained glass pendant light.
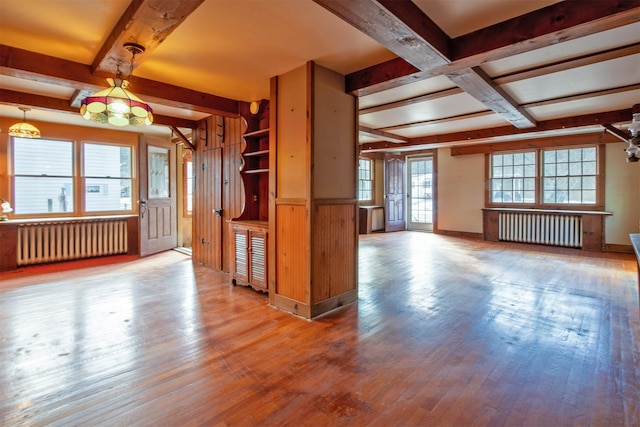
[8,107,41,138]
[80,43,153,127]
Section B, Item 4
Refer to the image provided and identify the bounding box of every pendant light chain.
[129,49,137,80]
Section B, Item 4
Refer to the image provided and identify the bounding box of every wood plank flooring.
[1,232,638,426]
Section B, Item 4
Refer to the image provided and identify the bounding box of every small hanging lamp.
[8,107,41,138]
[80,43,153,127]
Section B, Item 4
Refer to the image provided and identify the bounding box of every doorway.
[176,145,193,254]
[138,135,178,257]
[407,157,433,231]
[384,154,405,232]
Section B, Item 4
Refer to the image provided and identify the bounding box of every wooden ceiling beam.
[446,66,536,128]
[360,44,639,125]
[0,45,239,117]
[602,123,632,142]
[312,0,451,70]
[91,0,204,76]
[171,126,197,150]
[449,132,620,156]
[0,89,198,128]
[346,58,422,97]
[315,0,536,128]
[347,0,640,95]
[359,125,409,144]
[360,109,631,151]
[453,0,640,63]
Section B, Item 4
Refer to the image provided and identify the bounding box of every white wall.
[432,143,640,246]
[436,148,484,233]
[605,142,640,245]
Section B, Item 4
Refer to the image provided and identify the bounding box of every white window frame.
[10,137,137,218]
[488,144,602,209]
[358,158,374,202]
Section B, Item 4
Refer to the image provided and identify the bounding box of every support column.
[268,61,358,319]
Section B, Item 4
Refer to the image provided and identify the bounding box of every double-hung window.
[13,138,75,214]
[489,145,600,207]
[84,143,133,212]
[542,147,597,204]
[491,152,536,204]
[11,137,135,216]
[358,158,373,202]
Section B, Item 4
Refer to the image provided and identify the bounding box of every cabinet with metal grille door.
[229,221,267,292]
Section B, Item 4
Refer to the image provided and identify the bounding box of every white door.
[139,136,177,256]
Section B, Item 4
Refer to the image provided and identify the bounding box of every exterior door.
[139,136,177,256]
[384,154,405,232]
[407,157,434,231]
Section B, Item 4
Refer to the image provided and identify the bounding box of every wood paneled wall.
[192,115,244,272]
[274,201,309,303]
[311,201,358,303]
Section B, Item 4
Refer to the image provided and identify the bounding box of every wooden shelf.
[244,128,270,138]
[233,102,269,223]
[244,150,269,157]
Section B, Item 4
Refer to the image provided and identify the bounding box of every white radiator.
[17,219,128,266]
[498,212,582,248]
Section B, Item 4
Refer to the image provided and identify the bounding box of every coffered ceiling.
[0,0,638,150]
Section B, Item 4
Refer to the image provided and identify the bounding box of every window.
[11,137,135,216]
[14,138,74,214]
[489,145,599,207]
[358,158,373,201]
[542,147,597,204]
[491,152,536,204]
[84,143,133,212]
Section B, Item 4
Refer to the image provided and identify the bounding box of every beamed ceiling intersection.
[0,0,639,150]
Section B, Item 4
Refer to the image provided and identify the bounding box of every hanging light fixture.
[8,107,41,138]
[80,43,153,127]
[625,104,640,162]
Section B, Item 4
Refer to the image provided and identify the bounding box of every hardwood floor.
[1,232,638,426]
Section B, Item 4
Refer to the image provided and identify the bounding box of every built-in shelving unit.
[229,101,270,292]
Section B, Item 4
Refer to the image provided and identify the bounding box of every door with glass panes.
[407,157,433,231]
[139,136,177,256]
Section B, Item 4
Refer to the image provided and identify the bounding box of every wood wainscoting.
[311,200,358,315]
[271,199,358,319]
[273,200,308,305]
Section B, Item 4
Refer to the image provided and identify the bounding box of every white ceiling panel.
[360,92,488,129]
[502,55,640,104]
[483,22,640,77]
[388,113,509,139]
[527,91,640,122]
[134,0,397,102]
[413,0,563,38]
[0,0,131,64]
[358,133,384,144]
[0,75,74,99]
[359,75,457,109]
